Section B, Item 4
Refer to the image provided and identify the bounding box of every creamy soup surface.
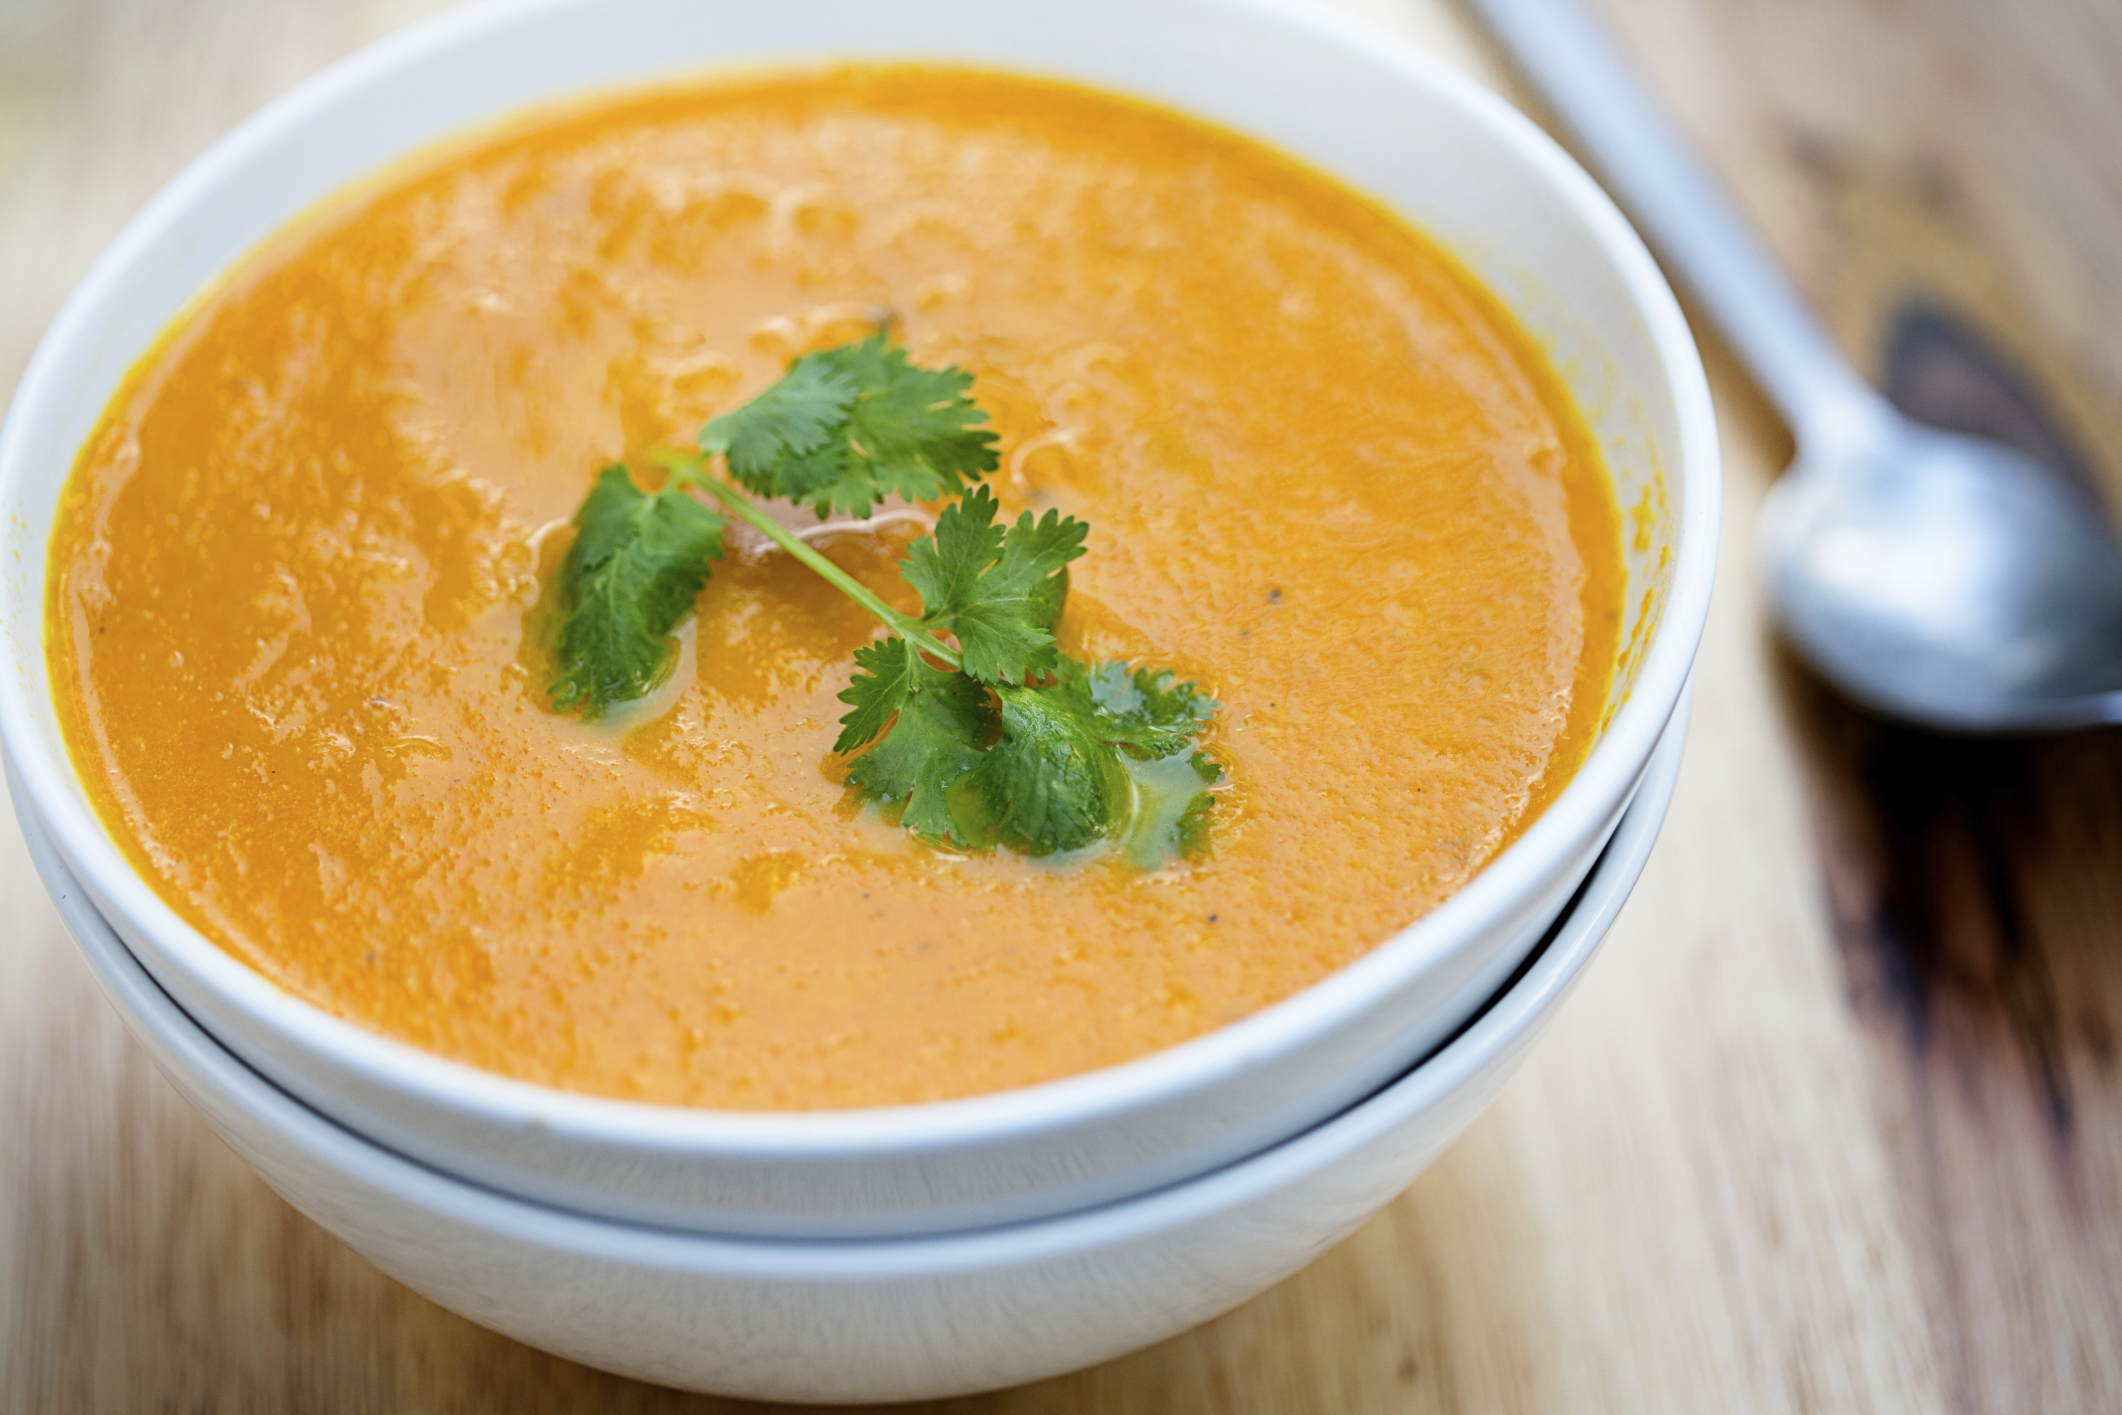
[49,68,1623,1108]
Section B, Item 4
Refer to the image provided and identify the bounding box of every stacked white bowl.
[0,0,1718,1402]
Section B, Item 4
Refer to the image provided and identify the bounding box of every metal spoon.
[1467,0,2122,732]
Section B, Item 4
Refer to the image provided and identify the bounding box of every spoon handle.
[1465,0,1878,443]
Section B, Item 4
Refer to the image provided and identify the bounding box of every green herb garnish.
[701,333,1000,516]
[547,464,724,716]
[542,335,1220,865]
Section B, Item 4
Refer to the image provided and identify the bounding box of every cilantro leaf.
[901,485,1088,685]
[966,662,1221,858]
[1114,747,1223,869]
[700,357,858,497]
[822,336,999,507]
[837,634,994,843]
[1084,662,1218,758]
[1092,666,1224,866]
[834,639,1221,860]
[972,677,1122,855]
[695,333,998,517]
[548,465,724,718]
[772,438,853,502]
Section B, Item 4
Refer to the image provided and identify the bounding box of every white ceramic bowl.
[0,0,1718,1238]
[21,701,1684,1403]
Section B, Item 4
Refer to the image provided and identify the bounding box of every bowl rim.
[44,695,1686,1266]
[0,0,1719,1156]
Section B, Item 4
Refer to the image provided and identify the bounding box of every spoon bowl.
[1761,400,2122,733]
[1471,0,2122,735]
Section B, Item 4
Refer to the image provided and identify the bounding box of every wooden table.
[5,0,2120,1407]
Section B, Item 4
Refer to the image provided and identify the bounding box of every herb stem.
[682,471,963,669]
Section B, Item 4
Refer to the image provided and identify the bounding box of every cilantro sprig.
[701,333,999,517]
[547,465,724,716]
[541,335,1221,866]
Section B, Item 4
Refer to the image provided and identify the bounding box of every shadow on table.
[1783,656,2122,1136]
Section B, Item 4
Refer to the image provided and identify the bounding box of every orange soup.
[48,68,1622,1109]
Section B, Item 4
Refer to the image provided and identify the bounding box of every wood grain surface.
[4,0,2119,1409]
